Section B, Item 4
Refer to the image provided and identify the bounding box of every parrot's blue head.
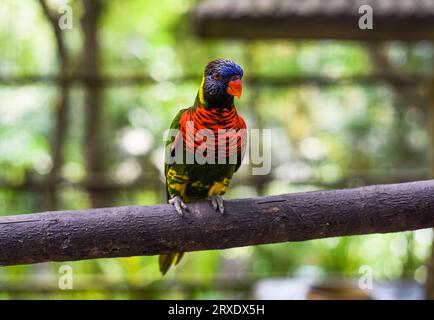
[200,59,244,108]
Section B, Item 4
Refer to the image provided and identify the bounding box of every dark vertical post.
[81,0,111,208]
[425,79,434,299]
[38,0,71,210]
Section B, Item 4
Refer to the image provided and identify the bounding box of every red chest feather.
[178,106,247,157]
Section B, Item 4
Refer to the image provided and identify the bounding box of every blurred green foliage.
[0,0,433,299]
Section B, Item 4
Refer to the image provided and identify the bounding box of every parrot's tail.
[159,252,184,275]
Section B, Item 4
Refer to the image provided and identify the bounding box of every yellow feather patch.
[170,182,186,196]
[167,167,188,197]
[198,76,205,105]
[191,181,206,188]
[208,178,231,197]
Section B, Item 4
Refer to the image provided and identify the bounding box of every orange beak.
[227,79,242,99]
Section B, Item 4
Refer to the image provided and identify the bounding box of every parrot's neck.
[194,94,234,110]
[194,77,235,109]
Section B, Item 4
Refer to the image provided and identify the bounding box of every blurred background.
[1,0,434,299]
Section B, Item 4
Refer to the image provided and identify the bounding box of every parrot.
[159,59,247,275]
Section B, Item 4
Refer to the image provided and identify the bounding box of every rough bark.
[0,180,433,267]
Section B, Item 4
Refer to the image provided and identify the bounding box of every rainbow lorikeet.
[159,59,247,275]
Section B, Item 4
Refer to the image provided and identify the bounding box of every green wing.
[160,108,190,276]
[164,108,189,201]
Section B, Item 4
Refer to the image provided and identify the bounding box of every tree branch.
[0,180,433,267]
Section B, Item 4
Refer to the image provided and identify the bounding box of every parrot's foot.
[169,196,188,215]
[210,195,225,214]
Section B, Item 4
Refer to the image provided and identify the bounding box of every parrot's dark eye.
[212,73,222,81]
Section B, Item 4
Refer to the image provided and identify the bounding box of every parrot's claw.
[169,196,188,215]
[210,195,225,214]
